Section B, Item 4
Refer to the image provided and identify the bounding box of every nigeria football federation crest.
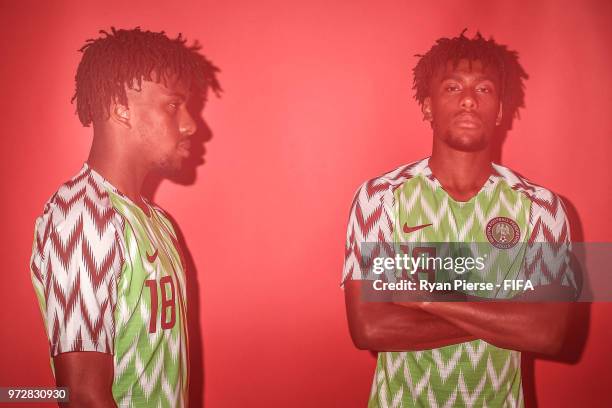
[486,216,520,249]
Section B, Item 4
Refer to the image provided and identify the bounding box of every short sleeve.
[341,180,396,286]
[522,192,578,298]
[30,201,123,357]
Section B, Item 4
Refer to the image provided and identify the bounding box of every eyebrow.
[439,74,497,83]
[161,91,188,100]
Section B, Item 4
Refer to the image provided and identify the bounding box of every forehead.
[434,59,501,83]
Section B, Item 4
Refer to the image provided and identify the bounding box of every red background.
[1,0,611,406]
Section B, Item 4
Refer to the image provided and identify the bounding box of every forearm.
[345,280,477,351]
[54,352,117,408]
[420,301,570,354]
[349,301,477,351]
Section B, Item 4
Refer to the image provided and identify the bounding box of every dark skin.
[55,352,115,407]
[54,77,197,407]
[345,59,570,355]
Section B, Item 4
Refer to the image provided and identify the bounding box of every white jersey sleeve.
[341,163,421,286]
[523,187,577,296]
[30,172,124,356]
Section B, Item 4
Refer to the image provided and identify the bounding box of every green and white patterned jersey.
[30,164,188,407]
[342,157,573,407]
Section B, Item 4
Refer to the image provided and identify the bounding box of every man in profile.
[30,27,220,407]
[342,31,574,407]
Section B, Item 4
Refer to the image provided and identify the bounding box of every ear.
[110,102,131,129]
[422,97,433,122]
[496,103,503,126]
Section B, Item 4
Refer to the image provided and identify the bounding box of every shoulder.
[34,166,122,250]
[345,159,428,241]
[31,166,126,291]
[491,163,569,242]
[351,158,429,208]
[492,163,565,214]
[48,167,116,221]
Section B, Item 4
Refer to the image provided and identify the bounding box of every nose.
[460,90,477,111]
[180,111,197,137]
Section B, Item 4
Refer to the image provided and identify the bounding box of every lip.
[454,113,481,129]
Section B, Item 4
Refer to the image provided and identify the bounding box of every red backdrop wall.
[1,0,611,406]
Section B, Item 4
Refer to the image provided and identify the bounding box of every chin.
[444,130,488,152]
[155,158,183,176]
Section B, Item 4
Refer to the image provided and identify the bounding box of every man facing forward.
[342,32,574,407]
[30,27,220,407]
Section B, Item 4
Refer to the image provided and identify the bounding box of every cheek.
[132,108,157,133]
[481,101,502,123]
[139,112,178,138]
[479,94,501,110]
[158,111,181,132]
[431,99,455,122]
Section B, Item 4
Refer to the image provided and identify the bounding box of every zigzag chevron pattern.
[500,166,573,287]
[343,158,572,407]
[31,166,123,356]
[31,164,188,407]
[106,187,188,407]
[342,161,423,283]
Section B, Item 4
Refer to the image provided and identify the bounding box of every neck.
[87,129,149,206]
[429,141,493,202]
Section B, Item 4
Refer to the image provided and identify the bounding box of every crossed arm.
[344,279,571,354]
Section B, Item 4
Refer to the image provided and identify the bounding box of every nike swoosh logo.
[146,248,159,263]
[403,223,432,234]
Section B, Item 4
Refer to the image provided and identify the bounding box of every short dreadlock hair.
[72,27,222,127]
[413,30,528,129]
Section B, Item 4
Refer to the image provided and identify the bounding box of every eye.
[476,86,491,93]
[444,84,460,92]
[166,102,182,114]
